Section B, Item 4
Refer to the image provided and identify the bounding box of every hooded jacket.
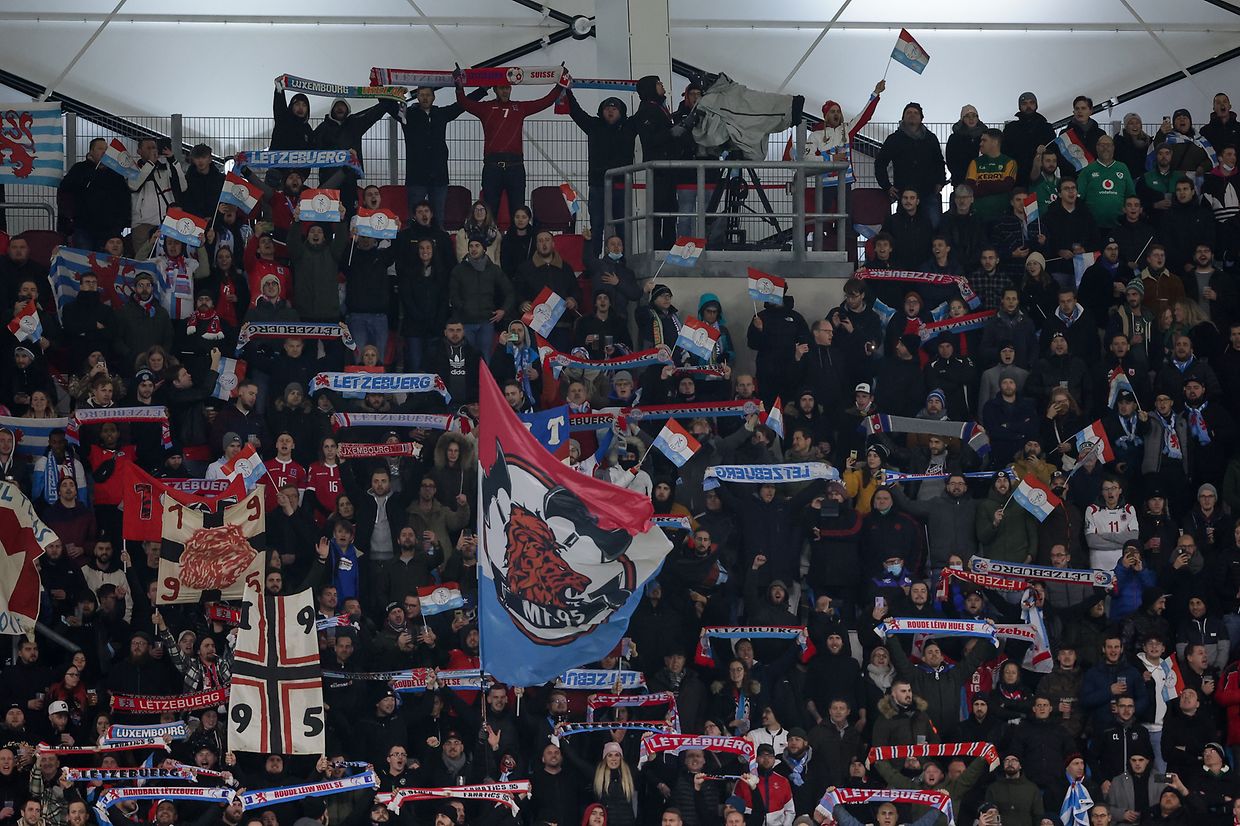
[870,693,938,748]
[568,93,638,185]
[399,98,467,186]
[889,483,978,568]
[1002,110,1056,184]
[286,220,350,321]
[633,76,694,170]
[313,99,396,174]
[271,90,314,154]
[888,635,997,740]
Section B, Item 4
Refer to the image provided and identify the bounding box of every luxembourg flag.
[99,138,141,181]
[891,29,930,74]
[1022,193,1040,225]
[665,237,706,267]
[675,315,720,361]
[1072,251,1099,287]
[417,582,465,616]
[527,287,567,338]
[762,396,785,438]
[1011,475,1061,522]
[220,443,267,491]
[559,182,581,216]
[652,419,700,468]
[747,267,786,304]
[219,171,262,213]
[160,208,207,247]
[1054,130,1095,172]
[212,357,246,401]
[1107,369,1135,409]
[7,300,43,343]
[352,207,400,239]
[1073,419,1116,464]
[299,188,342,222]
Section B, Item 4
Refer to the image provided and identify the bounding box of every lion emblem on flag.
[0,110,36,179]
[482,444,637,644]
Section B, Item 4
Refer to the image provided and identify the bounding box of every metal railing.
[603,158,851,260]
[0,201,55,230]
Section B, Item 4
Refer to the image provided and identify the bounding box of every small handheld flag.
[665,237,706,268]
[747,268,786,305]
[99,139,141,181]
[219,443,266,491]
[675,316,720,361]
[1011,475,1061,522]
[891,29,930,74]
[219,172,262,213]
[1072,420,1115,464]
[762,397,784,439]
[212,358,247,401]
[1072,251,1099,287]
[7,301,43,343]
[1021,193,1040,225]
[1106,369,1135,409]
[299,188,342,223]
[1054,131,1095,172]
[559,183,581,216]
[160,208,207,247]
[352,208,400,239]
[526,288,567,338]
[652,420,701,468]
[417,583,465,616]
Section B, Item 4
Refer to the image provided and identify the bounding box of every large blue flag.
[518,405,571,460]
[477,365,672,685]
[0,102,64,187]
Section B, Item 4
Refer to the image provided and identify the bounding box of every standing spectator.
[1202,92,1240,152]
[58,138,130,250]
[1055,96,1106,178]
[313,98,396,213]
[399,86,468,221]
[128,137,188,244]
[113,271,173,369]
[344,227,397,363]
[1002,92,1057,186]
[397,239,451,372]
[566,93,638,257]
[747,295,810,408]
[875,103,947,227]
[180,143,224,221]
[448,239,514,358]
[882,190,935,269]
[946,105,986,187]
[268,84,314,187]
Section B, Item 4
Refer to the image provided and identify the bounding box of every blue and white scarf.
[1060,771,1093,826]
[785,748,812,787]
[874,617,999,646]
[311,372,450,404]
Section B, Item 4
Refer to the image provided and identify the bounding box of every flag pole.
[880,54,894,83]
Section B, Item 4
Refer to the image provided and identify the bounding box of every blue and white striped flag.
[0,102,64,187]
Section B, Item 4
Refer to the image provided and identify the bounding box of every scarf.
[507,341,537,401]
[875,617,999,645]
[330,412,456,432]
[186,309,223,339]
[868,662,894,691]
[785,748,812,786]
[312,372,451,404]
[378,782,530,816]
[235,149,364,175]
[1054,303,1084,326]
[337,442,422,459]
[866,742,999,769]
[1186,402,1211,445]
[236,321,356,354]
[704,463,835,484]
[901,121,928,140]
[1155,411,1182,458]
[134,296,157,319]
[694,626,814,668]
[817,789,954,825]
[238,772,380,810]
[1060,771,1093,826]
[557,722,674,737]
[732,689,749,735]
[1116,414,1142,450]
[970,557,1116,589]
[110,688,228,713]
[936,567,1027,602]
[104,722,188,743]
[639,734,756,770]
[557,669,647,691]
[860,414,991,456]
[66,406,171,449]
[40,445,62,504]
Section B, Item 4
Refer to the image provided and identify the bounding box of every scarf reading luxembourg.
[556,669,647,690]
[1061,772,1093,826]
[330,412,455,432]
[379,782,531,815]
[235,149,363,176]
[337,442,423,459]
[856,268,982,310]
[639,733,756,770]
[104,721,188,743]
[38,739,168,755]
[695,626,814,668]
[936,566,1027,602]
[239,771,379,809]
[874,617,999,645]
[111,688,227,714]
[370,66,639,89]
[64,767,192,782]
[311,372,451,404]
[816,788,955,825]
[860,414,991,456]
[66,406,171,448]
[969,556,1116,590]
[918,310,997,342]
[279,74,407,100]
[705,462,834,484]
[866,742,999,769]
[236,322,357,354]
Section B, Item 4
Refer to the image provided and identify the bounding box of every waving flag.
[418,583,465,616]
[665,237,706,267]
[1107,369,1135,409]
[160,208,207,247]
[1072,251,1099,287]
[1072,420,1115,464]
[0,482,52,635]
[220,443,268,491]
[99,138,140,181]
[0,416,68,459]
[652,420,700,468]
[518,405,571,460]
[1054,131,1095,172]
[675,316,720,361]
[1011,475,1061,522]
[559,182,581,216]
[219,172,262,213]
[352,208,400,239]
[477,363,673,685]
[7,301,42,343]
[298,188,342,222]
[49,247,162,320]
[747,267,786,304]
[891,29,930,74]
[527,288,567,338]
[0,103,63,187]
[212,358,247,401]
[1022,193,1040,225]
[763,396,785,438]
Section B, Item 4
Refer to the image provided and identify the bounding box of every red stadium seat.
[531,185,574,232]
[379,185,409,225]
[850,187,893,228]
[18,230,66,267]
[442,186,472,231]
[554,233,585,274]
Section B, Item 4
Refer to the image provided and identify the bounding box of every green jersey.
[1078,160,1136,228]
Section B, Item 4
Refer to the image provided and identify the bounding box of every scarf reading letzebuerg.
[239,771,379,810]
[695,626,813,669]
[38,739,169,755]
[936,566,1027,602]
[379,782,531,815]
[969,556,1116,590]
[627,400,760,422]
[235,149,363,176]
[867,742,999,769]
[66,406,171,448]
[705,463,835,484]
[639,733,756,770]
[816,788,955,825]
[874,617,999,645]
[557,722,675,738]
[556,669,647,690]
[111,688,227,714]
[337,442,423,459]
[860,414,991,456]
[330,412,456,432]
[586,693,680,730]
[104,721,188,743]
[311,372,451,404]
[917,310,997,341]
[856,268,982,309]
[64,767,192,782]
[236,322,356,354]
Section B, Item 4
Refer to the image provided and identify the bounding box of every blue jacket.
[1111,562,1155,620]
[1080,659,1149,731]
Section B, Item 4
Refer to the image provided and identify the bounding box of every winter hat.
[959,104,979,119]
[1126,277,1145,295]
[1205,743,1228,764]
[650,284,673,301]
[1064,752,1084,768]
[903,102,924,118]
[926,389,947,408]
[1199,483,1219,498]
[1025,252,1047,271]
[724,797,747,813]
[821,100,842,118]
[867,443,890,462]
[222,431,241,450]
[260,273,282,290]
[602,741,623,758]
[1018,92,1038,105]
[1173,108,1192,123]
[613,371,634,384]
[134,271,155,286]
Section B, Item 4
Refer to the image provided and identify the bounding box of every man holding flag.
[59,138,132,250]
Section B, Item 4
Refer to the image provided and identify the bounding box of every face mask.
[607,251,623,261]
[885,564,903,576]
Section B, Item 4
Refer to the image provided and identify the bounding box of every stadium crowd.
[0,68,1238,826]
